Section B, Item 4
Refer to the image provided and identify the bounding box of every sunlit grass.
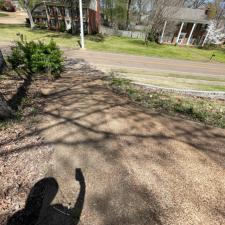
[112,68,225,92]
[0,24,225,63]
[121,74,225,91]
[87,36,225,63]
[0,12,8,17]
[113,68,225,82]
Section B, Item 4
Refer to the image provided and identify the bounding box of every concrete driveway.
[65,49,225,77]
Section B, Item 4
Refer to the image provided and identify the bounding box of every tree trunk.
[0,49,6,73]
[126,0,132,29]
[0,49,13,119]
[25,6,35,29]
[0,93,13,119]
[69,0,77,34]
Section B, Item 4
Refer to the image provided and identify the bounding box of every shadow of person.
[7,169,85,225]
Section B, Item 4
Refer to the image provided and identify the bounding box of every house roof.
[43,0,92,7]
[164,7,210,24]
[32,0,93,12]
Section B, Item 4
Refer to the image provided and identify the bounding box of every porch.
[160,7,210,46]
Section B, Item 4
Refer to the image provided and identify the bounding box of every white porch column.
[202,27,210,47]
[187,23,196,45]
[176,22,184,44]
[160,20,167,43]
[44,1,50,26]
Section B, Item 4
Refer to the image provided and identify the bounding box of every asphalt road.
[65,49,225,77]
[0,10,26,24]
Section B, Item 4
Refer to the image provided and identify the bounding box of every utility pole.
[79,0,85,49]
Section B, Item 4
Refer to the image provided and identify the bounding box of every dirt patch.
[0,74,54,224]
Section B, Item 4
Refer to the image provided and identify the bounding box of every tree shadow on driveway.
[1,61,225,224]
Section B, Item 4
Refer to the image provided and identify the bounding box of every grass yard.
[0,25,225,63]
[0,12,8,17]
[113,68,225,91]
[0,24,80,46]
[88,36,225,63]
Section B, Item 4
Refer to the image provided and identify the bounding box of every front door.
[178,33,186,44]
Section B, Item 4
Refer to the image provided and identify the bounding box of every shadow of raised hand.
[7,169,86,225]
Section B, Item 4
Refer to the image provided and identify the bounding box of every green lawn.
[0,12,8,17]
[0,24,80,46]
[88,36,225,63]
[0,24,225,63]
[113,68,225,82]
[112,68,225,91]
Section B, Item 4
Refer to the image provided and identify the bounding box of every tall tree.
[185,0,209,8]
[126,0,132,28]
[101,0,128,28]
[207,0,225,27]
[19,0,37,29]
[0,49,13,119]
[144,0,185,43]
[203,20,225,45]
[130,0,150,24]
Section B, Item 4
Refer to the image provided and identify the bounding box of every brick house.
[31,0,100,34]
[160,7,210,46]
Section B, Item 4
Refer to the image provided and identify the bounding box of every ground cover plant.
[0,12,8,17]
[109,76,225,128]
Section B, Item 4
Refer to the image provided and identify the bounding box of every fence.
[100,26,146,40]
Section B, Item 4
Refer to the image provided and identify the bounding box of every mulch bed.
[0,73,54,224]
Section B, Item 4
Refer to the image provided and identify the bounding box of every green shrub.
[31,40,63,76]
[36,22,47,29]
[8,43,28,71]
[8,35,63,77]
[0,0,15,12]
[87,34,105,42]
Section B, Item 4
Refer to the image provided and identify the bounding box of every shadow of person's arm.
[72,168,86,224]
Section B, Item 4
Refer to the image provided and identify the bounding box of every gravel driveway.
[36,62,225,225]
